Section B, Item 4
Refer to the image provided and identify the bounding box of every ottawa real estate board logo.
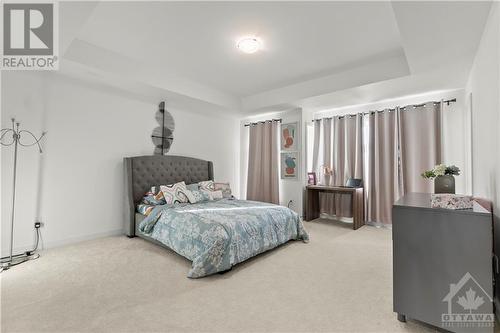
[1,2,58,70]
[441,272,494,329]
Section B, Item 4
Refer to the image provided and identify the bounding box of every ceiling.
[59,1,492,115]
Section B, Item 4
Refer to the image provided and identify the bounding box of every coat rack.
[0,118,46,271]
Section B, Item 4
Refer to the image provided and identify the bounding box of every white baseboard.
[1,228,123,257]
[42,229,124,250]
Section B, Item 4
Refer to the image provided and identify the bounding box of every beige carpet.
[2,219,437,332]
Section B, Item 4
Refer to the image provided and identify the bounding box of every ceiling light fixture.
[237,37,261,54]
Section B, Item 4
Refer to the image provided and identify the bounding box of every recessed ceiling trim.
[64,39,241,111]
[241,52,410,112]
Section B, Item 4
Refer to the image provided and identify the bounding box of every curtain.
[400,102,442,193]
[315,115,364,217]
[312,102,443,225]
[312,120,322,181]
[312,118,333,185]
[246,121,280,204]
[365,109,402,225]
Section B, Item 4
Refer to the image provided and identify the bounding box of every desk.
[305,185,364,229]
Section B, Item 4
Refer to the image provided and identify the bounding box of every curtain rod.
[244,118,282,127]
[312,98,456,122]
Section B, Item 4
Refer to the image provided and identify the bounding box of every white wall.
[1,72,47,257]
[464,2,500,313]
[240,109,305,216]
[466,2,499,204]
[1,71,239,256]
[306,89,471,195]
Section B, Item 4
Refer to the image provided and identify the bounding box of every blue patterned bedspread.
[139,199,309,278]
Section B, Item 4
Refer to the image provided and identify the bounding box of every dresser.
[392,193,494,333]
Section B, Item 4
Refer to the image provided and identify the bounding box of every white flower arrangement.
[422,164,460,179]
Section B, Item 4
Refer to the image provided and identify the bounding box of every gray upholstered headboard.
[124,155,213,236]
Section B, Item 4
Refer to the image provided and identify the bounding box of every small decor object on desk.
[307,172,317,185]
[322,165,333,186]
[421,164,460,194]
[431,194,473,210]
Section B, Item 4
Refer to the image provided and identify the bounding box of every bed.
[124,155,309,278]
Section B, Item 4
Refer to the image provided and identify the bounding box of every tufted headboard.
[124,155,213,236]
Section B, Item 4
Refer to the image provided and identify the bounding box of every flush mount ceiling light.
[237,37,261,54]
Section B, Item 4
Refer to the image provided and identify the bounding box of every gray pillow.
[186,183,199,191]
[185,189,211,204]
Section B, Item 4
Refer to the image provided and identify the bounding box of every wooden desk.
[305,185,364,229]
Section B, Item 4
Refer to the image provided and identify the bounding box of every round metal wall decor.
[151,101,175,155]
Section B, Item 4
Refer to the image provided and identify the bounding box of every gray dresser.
[393,193,494,333]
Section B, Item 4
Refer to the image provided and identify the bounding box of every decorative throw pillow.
[207,190,224,200]
[141,186,166,205]
[214,182,232,199]
[185,189,212,204]
[137,204,155,216]
[186,183,199,191]
[199,180,215,192]
[160,181,189,204]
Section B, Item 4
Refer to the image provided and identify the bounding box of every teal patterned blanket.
[139,199,309,278]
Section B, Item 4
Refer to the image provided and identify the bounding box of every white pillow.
[199,180,215,192]
[160,181,189,204]
[183,189,197,204]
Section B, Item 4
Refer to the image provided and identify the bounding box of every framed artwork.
[281,122,298,151]
[307,172,317,185]
[281,152,298,179]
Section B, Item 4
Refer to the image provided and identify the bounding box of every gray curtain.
[246,121,280,204]
[400,102,442,193]
[365,109,402,225]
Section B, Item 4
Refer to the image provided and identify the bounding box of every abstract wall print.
[281,122,298,151]
[152,101,175,155]
[281,152,298,179]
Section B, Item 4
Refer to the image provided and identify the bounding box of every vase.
[324,175,331,186]
[434,175,455,194]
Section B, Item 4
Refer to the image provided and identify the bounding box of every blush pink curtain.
[365,110,403,225]
[319,114,364,217]
[312,102,443,225]
[246,121,280,204]
[399,102,442,193]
